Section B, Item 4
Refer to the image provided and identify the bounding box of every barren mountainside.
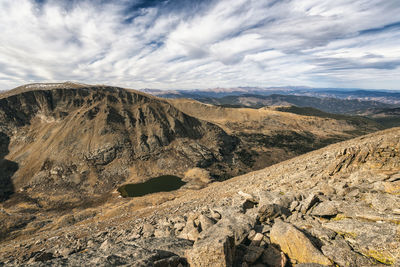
[169,98,382,170]
[0,83,237,208]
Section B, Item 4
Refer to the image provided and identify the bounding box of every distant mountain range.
[141,87,400,114]
[141,86,400,105]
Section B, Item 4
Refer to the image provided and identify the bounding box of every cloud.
[0,0,400,90]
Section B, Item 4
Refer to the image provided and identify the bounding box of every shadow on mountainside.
[0,132,17,202]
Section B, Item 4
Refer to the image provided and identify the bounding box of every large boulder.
[270,220,332,266]
[321,236,379,267]
[185,213,254,267]
[323,218,400,265]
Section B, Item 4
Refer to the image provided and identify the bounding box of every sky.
[0,0,400,90]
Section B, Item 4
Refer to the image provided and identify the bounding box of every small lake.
[118,175,186,197]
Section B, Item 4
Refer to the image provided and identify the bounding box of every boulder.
[270,220,331,266]
[300,193,320,214]
[262,245,287,267]
[210,209,222,220]
[323,218,399,265]
[141,223,155,238]
[199,214,216,231]
[384,180,400,194]
[243,245,264,263]
[311,201,338,217]
[258,204,290,222]
[321,236,378,267]
[186,213,254,267]
[185,234,235,267]
[177,219,200,241]
[250,233,264,247]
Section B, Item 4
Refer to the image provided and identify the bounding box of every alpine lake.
[118,175,186,197]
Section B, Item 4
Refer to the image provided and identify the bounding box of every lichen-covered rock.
[270,220,332,266]
[321,236,379,267]
[323,218,399,265]
[384,180,400,194]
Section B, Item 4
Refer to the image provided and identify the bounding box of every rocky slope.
[1,127,399,266]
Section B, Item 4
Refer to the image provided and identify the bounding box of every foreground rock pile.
[1,128,400,266]
[7,184,399,266]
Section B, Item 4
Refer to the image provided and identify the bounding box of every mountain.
[168,98,382,171]
[1,126,399,266]
[0,83,384,207]
[356,107,400,128]
[0,83,398,266]
[194,94,395,114]
[142,90,397,115]
[141,86,400,106]
[0,83,240,210]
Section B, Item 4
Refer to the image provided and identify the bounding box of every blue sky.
[0,0,400,90]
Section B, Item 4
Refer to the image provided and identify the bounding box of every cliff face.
[0,84,237,205]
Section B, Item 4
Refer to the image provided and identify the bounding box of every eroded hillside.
[169,98,382,170]
[0,83,238,211]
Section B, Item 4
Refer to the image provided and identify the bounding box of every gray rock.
[323,218,399,265]
[186,213,254,267]
[249,233,264,247]
[247,229,256,240]
[177,219,200,241]
[290,200,300,211]
[132,237,193,257]
[258,204,291,222]
[173,222,186,232]
[142,223,155,238]
[262,245,287,267]
[154,227,174,238]
[198,214,216,231]
[243,246,264,263]
[321,236,379,267]
[257,191,297,210]
[210,209,222,220]
[311,201,338,217]
[301,193,320,214]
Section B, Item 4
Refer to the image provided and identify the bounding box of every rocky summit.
[0,84,400,267]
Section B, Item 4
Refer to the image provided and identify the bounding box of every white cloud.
[0,0,400,90]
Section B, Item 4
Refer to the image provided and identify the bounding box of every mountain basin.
[118,175,186,197]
